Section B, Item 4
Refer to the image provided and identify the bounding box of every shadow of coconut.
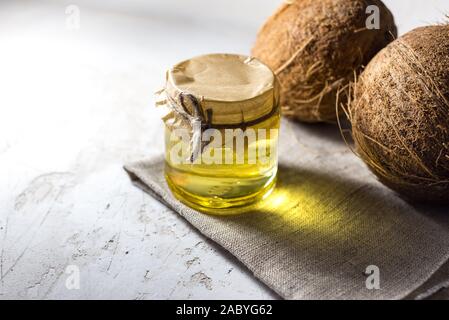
[284,118,350,146]
[410,202,449,230]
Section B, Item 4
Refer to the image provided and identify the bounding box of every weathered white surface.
[0,0,447,300]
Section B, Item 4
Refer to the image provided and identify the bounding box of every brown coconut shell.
[252,0,397,123]
[348,25,449,204]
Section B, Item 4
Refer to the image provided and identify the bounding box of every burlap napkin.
[124,120,449,300]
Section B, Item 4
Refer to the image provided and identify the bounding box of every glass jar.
[157,54,280,214]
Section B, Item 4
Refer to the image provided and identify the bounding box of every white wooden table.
[0,0,447,299]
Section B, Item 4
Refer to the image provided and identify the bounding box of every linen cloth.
[125,120,449,299]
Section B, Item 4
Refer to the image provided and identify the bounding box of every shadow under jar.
[157,54,280,214]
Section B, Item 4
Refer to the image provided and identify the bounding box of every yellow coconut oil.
[157,53,280,214]
[165,113,280,213]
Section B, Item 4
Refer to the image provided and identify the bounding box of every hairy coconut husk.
[252,0,397,123]
[348,25,449,203]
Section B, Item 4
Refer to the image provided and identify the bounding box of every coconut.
[348,25,449,203]
[251,0,397,122]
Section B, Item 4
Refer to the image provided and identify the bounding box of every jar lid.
[164,53,278,126]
